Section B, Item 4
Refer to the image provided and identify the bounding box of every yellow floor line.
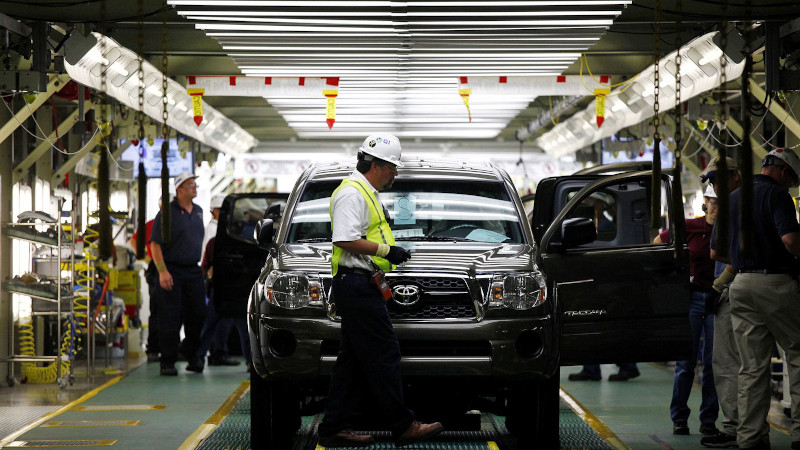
[179,380,251,450]
[0,376,123,448]
[559,387,631,450]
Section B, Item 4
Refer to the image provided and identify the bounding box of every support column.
[0,97,13,382]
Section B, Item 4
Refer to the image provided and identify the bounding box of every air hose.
[19,315,81,384]
[74,217,98,326]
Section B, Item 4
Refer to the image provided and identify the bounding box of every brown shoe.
[395,421,444,447]
[318,430,374,448]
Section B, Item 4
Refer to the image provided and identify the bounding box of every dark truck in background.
[217,160,691,448]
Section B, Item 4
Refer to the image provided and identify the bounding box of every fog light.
[269,329,296,358]
[515,330,543,358]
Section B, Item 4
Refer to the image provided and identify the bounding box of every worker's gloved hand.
[706,268,735,315]
[385,246,412,265]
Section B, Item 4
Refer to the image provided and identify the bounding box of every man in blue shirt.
[150,171,206,376]
[713,149,800,449]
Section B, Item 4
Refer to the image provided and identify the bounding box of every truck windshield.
[287,179,524,244]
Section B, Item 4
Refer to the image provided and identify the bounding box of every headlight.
[487,272,547,310]
[264,270,324,309]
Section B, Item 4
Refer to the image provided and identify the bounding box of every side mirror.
[561,217,597,248]
[255,218,275,249]
[264,202,285,221]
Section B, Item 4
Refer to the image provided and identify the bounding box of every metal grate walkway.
[198,394,612,450]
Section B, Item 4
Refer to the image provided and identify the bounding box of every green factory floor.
[0,361,795,449]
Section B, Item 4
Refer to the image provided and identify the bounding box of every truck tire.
[505,369,560,448]
[250,371,301,449]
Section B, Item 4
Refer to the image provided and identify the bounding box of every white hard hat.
[358,133,404,168]
[174,171,198,189]
[703,185,717,198]
[210,195,225,209]
[762,148,800,187]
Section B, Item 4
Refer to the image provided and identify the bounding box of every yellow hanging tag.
[594,88,610,127]
[458,88,472,122]
[323,89,338,129]
[187,88,205,126]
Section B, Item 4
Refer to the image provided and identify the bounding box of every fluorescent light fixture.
[169,0,630,141]
[64,32,257,154]
[535,31,745,157]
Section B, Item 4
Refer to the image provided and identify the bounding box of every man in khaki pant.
[713,149,800,449]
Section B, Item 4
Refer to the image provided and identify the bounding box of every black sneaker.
[568,371,601,381]
[700,423,719,436]
[146,353,160,363]
[608,369,641,381]
[700,432,737,448]
[160,365,177,376]
[208,357,241,366]
[673,422,689,435]
[186,357,204,373]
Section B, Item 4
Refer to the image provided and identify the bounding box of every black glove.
[704,289,722,316]
[385,246,411,265]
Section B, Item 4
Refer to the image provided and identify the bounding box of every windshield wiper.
[295,238,330,243]
[395,235,473,242]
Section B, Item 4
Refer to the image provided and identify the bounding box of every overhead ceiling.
[5,1,800,153]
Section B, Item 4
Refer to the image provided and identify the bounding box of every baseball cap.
[699,156,738,183]
[174,171,198,189]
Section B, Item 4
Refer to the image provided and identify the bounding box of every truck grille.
[386,276,476,320]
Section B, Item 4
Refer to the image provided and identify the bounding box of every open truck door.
[533,169,692,366]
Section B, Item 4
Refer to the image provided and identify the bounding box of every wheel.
[250,370,301,449]
[69,375,75,386]
[505,369,560,448]
[6,375,16,387]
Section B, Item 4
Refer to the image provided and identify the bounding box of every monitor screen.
[121,139,194,178]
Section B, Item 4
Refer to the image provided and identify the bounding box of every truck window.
[562,179,668,249]
[228,197,270,242]
[287,179,524,244]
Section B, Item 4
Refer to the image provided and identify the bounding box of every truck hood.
[273,242,536,275]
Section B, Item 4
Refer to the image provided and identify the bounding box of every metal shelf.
[2,212,75,388]
[3,224,65,248]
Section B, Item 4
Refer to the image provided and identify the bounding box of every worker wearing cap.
[712,149,800,449]
[150,171,206,376]
[702,155,743,448]
[201,194,225,264]
[317,133,443,448]
[655,186,720,437]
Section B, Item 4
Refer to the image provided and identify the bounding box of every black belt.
[738,268,793,275]
[337,266,372,277]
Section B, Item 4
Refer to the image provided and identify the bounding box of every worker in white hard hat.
[318,133,444,448]
[655,183,720,437]
[711,148,800,448]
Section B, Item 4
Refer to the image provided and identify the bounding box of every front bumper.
[249,313,554,381]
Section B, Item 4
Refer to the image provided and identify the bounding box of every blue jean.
[670,289,719,425]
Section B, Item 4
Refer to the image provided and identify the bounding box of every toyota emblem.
[392,284,421,306]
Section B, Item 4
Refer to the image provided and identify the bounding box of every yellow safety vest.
[329,178,396,276]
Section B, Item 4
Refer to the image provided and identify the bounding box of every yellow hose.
[74,223,97,325]
[19,315,79,384]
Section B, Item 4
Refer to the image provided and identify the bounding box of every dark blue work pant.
[318,272,415,439]
[670,289,719,425]
[154,265,205,366]
[145,261,159,354]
